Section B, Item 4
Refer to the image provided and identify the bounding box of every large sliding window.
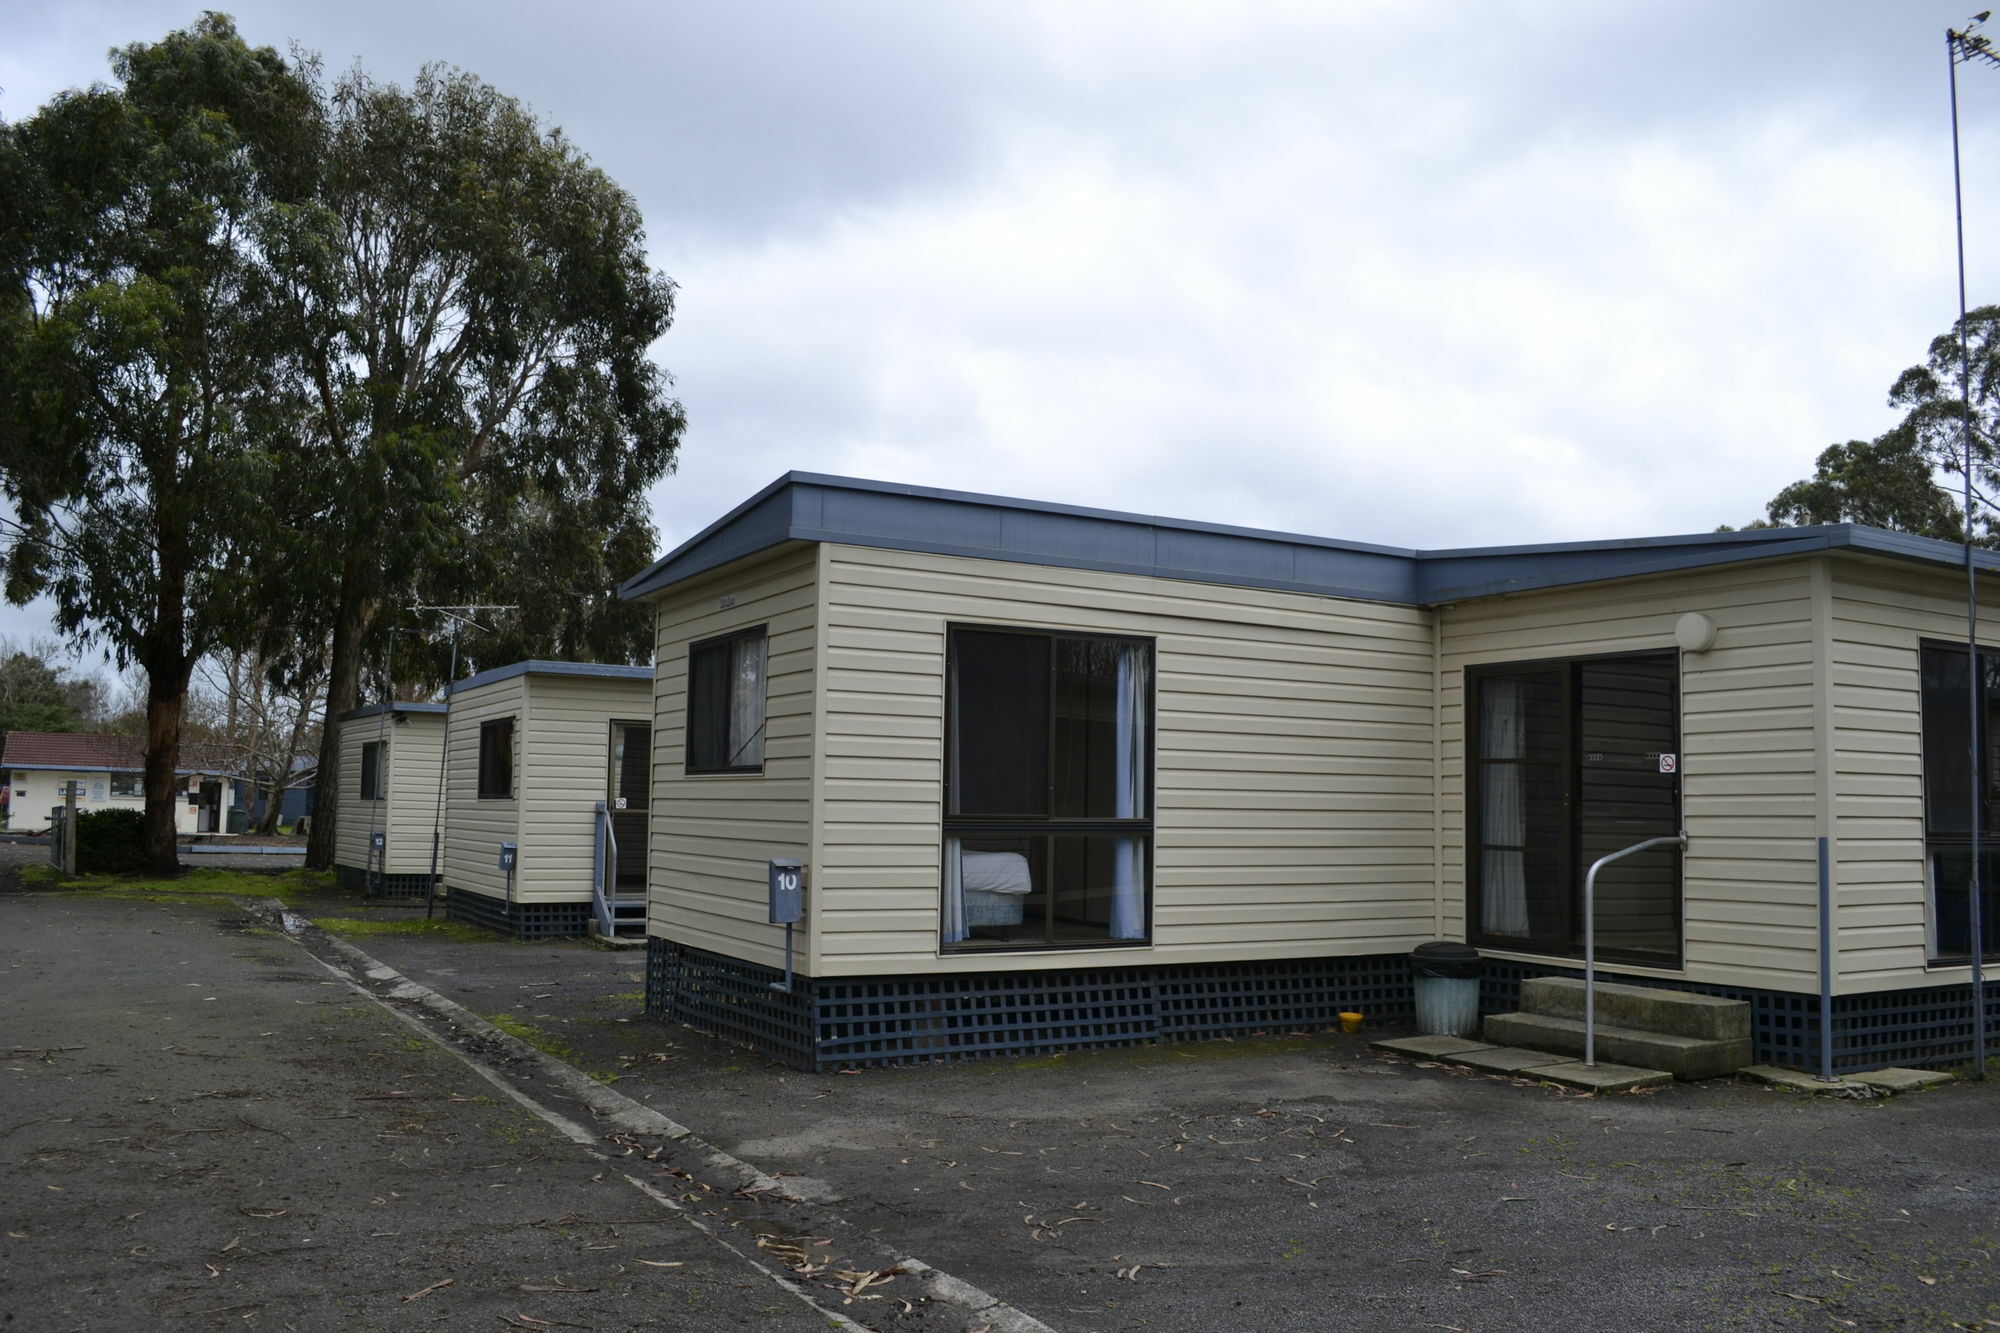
[943,626,1153,950]
[1469,651,1682,966]
[1919,640,2000,960]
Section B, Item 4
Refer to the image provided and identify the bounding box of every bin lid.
[1409,941,1483,978]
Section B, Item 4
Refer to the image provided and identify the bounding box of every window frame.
[1465,648,1684,969]
[110,772,141,798]
[476,717,515,800]
[684,625,769,776]
[358,740,385,802]
[1917,637,2000,963]
[942,622,1156,952]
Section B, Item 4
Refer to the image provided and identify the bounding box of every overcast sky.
[4,0,1998,661]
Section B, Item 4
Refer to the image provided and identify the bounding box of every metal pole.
[1584,833,1688,1066]
[1817,836,1835,1081]
[1950,24,1988,1079]
[425,619,460,920]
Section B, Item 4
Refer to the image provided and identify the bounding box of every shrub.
[74,807,148,875]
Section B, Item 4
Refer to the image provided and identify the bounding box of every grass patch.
[486,1013,619,1083]
[48,866,312,904]
[315,916,496,943]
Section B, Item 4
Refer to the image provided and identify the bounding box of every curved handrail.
[1584,832,1687,1067]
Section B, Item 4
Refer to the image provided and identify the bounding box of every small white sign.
[719,594,738,610]
[614,796,628,810]
[1658,753,1678,775]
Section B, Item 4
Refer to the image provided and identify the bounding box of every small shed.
[438,661,654,938]
[333,703,446,896]
[617,473,2000,1073]
[1,731,232,834]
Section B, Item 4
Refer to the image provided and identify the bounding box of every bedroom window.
[942,626,1153,950]
[686,627,768,773]
[1919,640,2000,960]
[358,741,384,801]
[477,719,514,799]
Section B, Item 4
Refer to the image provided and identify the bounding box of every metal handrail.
[597,806,619,938]
[1584,832,1688,1066]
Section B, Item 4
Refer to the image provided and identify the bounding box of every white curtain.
[942,836,969,944]
[728,635,767,767]
[1480,678,1531,936]
[1111,645,1149,939]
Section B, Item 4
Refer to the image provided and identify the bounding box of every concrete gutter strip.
[186,844,306,855]
[252,900,1060,1333]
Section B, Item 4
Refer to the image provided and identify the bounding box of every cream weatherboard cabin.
[332,702,447,896]
[436,661,654,938]
[618,473,2000,1072]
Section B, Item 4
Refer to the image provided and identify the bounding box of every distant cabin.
[1,731,234,834]
[333,702,446,897]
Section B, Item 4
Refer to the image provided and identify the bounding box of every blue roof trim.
[618,473,2000,608]
[339,701,447,723]
[446,659,653,696]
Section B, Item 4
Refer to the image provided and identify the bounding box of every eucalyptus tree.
[0,17,318,871]
[266,64,684,869]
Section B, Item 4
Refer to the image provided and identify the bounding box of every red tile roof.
[2,731,233,775]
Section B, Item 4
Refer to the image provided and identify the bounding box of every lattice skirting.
[1481,960,2000,1074]
[444,890,592,940]
[645,941,1417,1071]
[334,864,436,900]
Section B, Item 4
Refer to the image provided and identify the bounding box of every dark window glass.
[1468,653,1681,966]
[477,719,514,799]
[1920,641,2000,959]
[359,741,384,801]
[945,627,1152,950]
[686,629,767,773]
[111,773,141,798]
[951,631,1049,815]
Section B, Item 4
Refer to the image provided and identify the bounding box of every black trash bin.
[1410,941,1483,1037]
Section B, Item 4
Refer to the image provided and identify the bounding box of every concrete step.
[1519,977,1749,1041]
[1482,1011,1751,1081]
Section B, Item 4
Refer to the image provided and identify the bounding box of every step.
[1482,1011,1750,1081]
[1519,977,1749,1041]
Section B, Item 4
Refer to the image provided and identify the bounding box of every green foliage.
[74,807,147,874]
[1756,305,2000,543]
[0,645,105,733]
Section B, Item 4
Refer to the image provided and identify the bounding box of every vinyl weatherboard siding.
[648,544,820,969]
[335,713,445,877]
[442,676,526,902]
[515,674,651,902]
[1828,557,2000,991]
[811,543,1437,976]
[1438,559,1821,992]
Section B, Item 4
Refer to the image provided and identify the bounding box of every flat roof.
[445,659,653,696]
[339,701,448,723]
[619,472,2000,606]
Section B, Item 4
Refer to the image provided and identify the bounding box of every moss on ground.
[485,1012,620,1083]
[44,865,316,904]
[315,916,497,943]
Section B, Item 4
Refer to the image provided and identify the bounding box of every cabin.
[332,702,447,896]
[437,661,653,938]
[1,731,233,834]
[618,473,2000,1074]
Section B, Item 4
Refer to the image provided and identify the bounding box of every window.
[477,719,514,799]
[685,627,767,773]
[1919,640,2000,960]
[358,741,384,801]
[111,773,140,797]
[943,627,1153,950]
[1468,652,1681,966]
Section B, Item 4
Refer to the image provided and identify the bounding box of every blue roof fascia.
[339,701,447,723]
[445,659,653,697]
[617,474,2000,611]
[8,763,222,777]
[620,472,1422,604]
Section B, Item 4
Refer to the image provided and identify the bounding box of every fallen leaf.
[401,1277,454,1302]
[1919,1275,1937,1286]
[635,1260,685,1268]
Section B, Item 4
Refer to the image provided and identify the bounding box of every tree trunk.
[142,662,188,875]
[305,586,371,870]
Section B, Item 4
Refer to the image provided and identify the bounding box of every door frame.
[1464,648,1684,969]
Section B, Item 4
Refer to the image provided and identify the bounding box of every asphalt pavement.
[9,869,2000,1332]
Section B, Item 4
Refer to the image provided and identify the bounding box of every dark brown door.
[608,722,650,891]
